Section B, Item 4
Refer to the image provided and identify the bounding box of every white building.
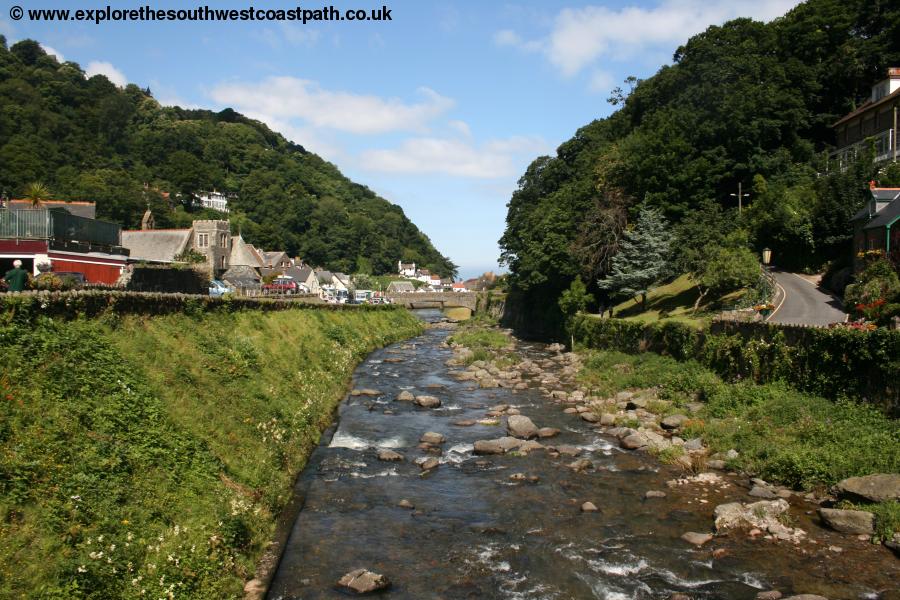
[197,190,231,213]
[398,260,416,278]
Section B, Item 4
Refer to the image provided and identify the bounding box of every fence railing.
[0,208,120,246]
[829,128,896,170]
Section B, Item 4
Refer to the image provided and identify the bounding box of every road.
[767,269,847,326]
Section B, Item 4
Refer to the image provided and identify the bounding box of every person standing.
[4,260,29,292]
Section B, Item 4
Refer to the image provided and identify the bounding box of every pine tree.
[597,206,672,310]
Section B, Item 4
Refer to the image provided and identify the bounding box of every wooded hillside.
[0,38,456,277]
[499,0,900,336]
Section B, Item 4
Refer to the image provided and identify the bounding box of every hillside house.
[196,190,231,213]
[832,68,900,169]
[852,182,900,268]
[0,200,128,283]
[398,260,416,277]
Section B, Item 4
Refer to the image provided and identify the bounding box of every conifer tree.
[597,206,672,310]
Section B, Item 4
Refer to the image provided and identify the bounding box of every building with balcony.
[0,202,129,284]
[832,68,900,169]
[196,190,232,213]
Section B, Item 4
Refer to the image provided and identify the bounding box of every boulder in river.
[833,473,900,503]
[755,592,783,600]
[396,390,415,402]
[713,499,794,535]
[420,431,445,445]
[781,596,828,600]
[817,508,874,535]
[336,568,391,594]
[680,531,713,546]
[645,490,667,499]
[416,456,440,471]
[556,445,582,457]
[580,412,599,423]
[397,499,414,509]
[537,427,560,438]
[474,439,505,455]
[414,395,441,408]
[581,501,598,513]
[568,458,593,472]
[377,449,404,462]
[351,388,382,397]
[621,433,648,450]
[507,415,538,439]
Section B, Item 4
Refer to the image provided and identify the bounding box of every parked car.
[262,276,299,295]
[209,279,234,297]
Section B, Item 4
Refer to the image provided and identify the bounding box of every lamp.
[762,248,772,265]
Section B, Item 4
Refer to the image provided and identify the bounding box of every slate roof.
[9,200,96,219]
[294,265,315,282]
[229,235,264,268]
[222,264,261,287]
[864,199,900,230]
[121,229,192,262]
[386,281,415,293]
[261,251,289,268]
[833,87,900,127]
[316,270,334,284]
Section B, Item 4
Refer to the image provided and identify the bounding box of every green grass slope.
[0,308,422,598]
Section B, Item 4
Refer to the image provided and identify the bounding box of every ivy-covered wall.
[570,315,900,416]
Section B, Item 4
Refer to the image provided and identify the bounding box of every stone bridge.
[386,291,477,311]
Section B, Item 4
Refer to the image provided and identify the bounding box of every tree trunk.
[641,292,647,311]
[692,286,708,314]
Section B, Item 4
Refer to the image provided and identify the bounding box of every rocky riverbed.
[265,310,899,599]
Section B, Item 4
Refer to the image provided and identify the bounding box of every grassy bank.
[0,308,422,598]
[578,348,900,529]
[578,350,899,489]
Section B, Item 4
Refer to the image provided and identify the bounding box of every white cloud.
[85,60,128,87]
[492,28,543,53]
[360,135,548,179]
[448,119,472,137]
[588,70,615,94]
[41,44,64,62]
[210,77,454,135]
[497,0,800,77]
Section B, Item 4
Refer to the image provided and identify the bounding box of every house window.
[197,233,209,248]
[220,233,227,248]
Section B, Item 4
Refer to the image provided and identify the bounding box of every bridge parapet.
[385,291,477,311]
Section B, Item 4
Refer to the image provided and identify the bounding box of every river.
[267,310,899,599]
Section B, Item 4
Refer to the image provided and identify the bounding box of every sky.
[2,0,801,279]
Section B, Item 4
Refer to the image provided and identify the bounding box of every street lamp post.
[730,182,750,214]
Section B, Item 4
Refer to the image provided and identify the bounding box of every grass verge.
[578,349,900,496]
[0,308,422,598]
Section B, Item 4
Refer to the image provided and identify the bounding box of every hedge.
[0,290,400,323]
[570,315,900,416]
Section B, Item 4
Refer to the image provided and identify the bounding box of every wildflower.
[122,519,129,525]
[77,565,87,573]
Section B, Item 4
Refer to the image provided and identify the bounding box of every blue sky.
[2,0,800,279]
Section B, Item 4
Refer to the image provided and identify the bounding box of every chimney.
[875,68,900,101]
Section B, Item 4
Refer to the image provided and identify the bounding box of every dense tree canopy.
[500,0,900,337]
[0,37,456,277]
